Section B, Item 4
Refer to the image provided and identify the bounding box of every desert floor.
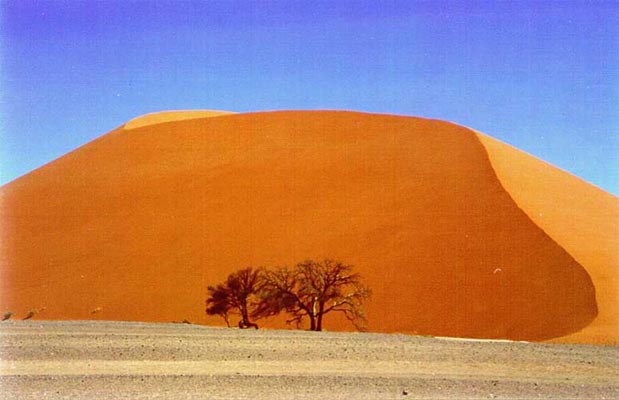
[0,321,617,399]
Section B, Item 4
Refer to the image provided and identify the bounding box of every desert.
[3,3,616,399]
[1,110,616,344]
[1,320,618,399]
[1,110,617,399]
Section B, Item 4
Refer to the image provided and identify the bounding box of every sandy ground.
[0,321,617,399]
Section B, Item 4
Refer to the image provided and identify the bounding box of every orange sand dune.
[476,133,618,344]
[0,111,611,343]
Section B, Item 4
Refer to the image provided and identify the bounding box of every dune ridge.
[0,110,610,343]
[124,110,233,130]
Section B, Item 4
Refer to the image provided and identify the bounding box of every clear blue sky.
[1,1,618,194]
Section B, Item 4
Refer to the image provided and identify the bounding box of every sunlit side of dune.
[124,110,233,130]
[0,111,604,342]
[476,133,618,345]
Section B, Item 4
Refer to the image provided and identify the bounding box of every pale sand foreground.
[0,321,617,399]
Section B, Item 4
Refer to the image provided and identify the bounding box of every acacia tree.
[205,283,232,327]
[206,267,264,329]
[257,259,371,331]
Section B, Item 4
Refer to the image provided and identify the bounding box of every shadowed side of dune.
[476,132,618,344]
[0,111,598,341]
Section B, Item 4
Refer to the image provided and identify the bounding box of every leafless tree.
[257,260,371,331]
[206,267,264,329]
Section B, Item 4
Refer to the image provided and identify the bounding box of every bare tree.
[254,266,307,328]
[257,260,371,331]
[206,267,264,329]
[205,283,232,327]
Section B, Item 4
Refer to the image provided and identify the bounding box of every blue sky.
[1,0,618,194]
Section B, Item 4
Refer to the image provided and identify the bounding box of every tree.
[206,267,264,329]
[257,259,371,331]
[205,283,232,327]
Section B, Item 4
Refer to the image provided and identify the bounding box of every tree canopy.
[205,267,263,329]
[206,260,371,332]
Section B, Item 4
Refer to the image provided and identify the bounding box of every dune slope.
[0,111,603,342]
[476,133,618,344]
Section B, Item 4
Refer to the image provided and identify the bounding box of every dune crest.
[0,111,608,343]
[124,110,234,130]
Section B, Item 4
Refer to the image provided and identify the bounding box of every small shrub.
[23,310,36,320]
[22,307,45,320]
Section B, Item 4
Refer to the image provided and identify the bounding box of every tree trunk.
[309,297,320,331]
[239,302,254,329]
[309,315,316,331]
[240,303,249,325]
[316,302,325,331]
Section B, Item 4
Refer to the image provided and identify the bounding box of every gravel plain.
[0,320,617,399]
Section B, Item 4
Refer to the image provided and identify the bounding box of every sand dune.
[0,111,613,343]
[476,133,618,344]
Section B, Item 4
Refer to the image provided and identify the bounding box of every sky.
[1,0,618,194]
